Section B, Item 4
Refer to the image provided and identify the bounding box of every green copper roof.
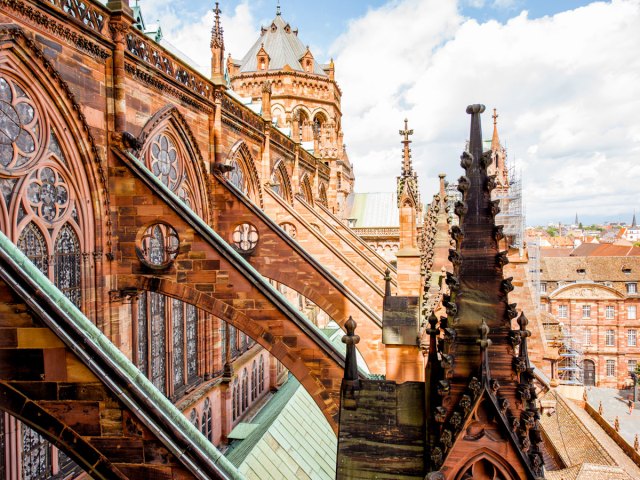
[348,192,399,228]
[0,230,243,480]
[226,376,337,480]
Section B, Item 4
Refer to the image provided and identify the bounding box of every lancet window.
[136,292,200,398]
[259,355,265,393]
[201,398,212,442]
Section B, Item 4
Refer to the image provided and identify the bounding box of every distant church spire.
[575,212,579,225]
[491,108,500,151]
[210,2,224,49]
[633,210,637,228]
[399,118,414,177]
[210,2,225,82]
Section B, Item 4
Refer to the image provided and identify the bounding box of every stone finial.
[614,416,620,432]
[342,317,360,382]
[598,401,603,415]
[477,319,492,350]
[399,118,414,177]
[384,268,392,296]
[491,108,500,152]
[634,434,639,451]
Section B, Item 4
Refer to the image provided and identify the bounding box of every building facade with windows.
[539,255,640,388]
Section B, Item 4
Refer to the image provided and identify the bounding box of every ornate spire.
[399,118,414,177]
[276,0,281,16]
[491,108,500,151]
[632,210,637,228]
[210,2,224,49]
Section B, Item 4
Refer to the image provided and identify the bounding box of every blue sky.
[135,0,640,226]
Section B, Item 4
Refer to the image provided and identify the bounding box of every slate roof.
[238,13,326,76]
[540,256,640,282]
[225,376,337,480]
[347,192,399,227]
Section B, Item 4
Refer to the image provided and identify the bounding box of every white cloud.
[331,0,640,224]
[136,1,259,75]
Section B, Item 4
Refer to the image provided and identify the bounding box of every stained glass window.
[150,292,166,394]
[201,398,212,442]
[172,298,185,390]
[137,293,148,376]
[232,378,239,420]
[54,224,81,307]
[140,223,179,267]
[26,167,69,223]
[0,76,40,171]
[229,326,237,357]
[251,360,257,401]
[231,223,259,253]
[17,222,48,274]
[186,304,198,381]
[190,409,199,430]
[259,356,265,393]
[150,133,180,191]
[226,158,247,194]
[220,322,227,364]
[21,424,51,479]
[242,368,248,411]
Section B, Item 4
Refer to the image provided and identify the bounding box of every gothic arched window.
[259,355,265,393]
[190,408,199,430]
[172,298,185,390]
[150,292,166,395]
[21,425,51,479]
[226,158,247,195]
[17,222,48,274]
[251,360,257,401]
[201,398,212,442]
[186,303,198,381]
[54,224,81,308]
[242,368,248,411]
[232,378,239,421]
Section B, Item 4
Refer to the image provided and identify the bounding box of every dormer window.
[256,43,270,71]
[305,60,312,72]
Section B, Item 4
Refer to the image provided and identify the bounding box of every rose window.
[231,223,259,254]
[150,133,180,190]
[279,222,297,239]
[0,76,41,171]
[27,167,69,222]
[139,223,180,268]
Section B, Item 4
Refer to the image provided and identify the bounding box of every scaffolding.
[528,237,541,312]
[556,326,584,385]
[494,164,524,251]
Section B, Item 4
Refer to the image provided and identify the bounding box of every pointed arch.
[454,449,520,480]
[318,183,328,207]
[299,173,314,206]
[225,140,263,208]
[270,159,292,204]
[138,106,210,221]
[0,25,104,257]
[292,105,313,142]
